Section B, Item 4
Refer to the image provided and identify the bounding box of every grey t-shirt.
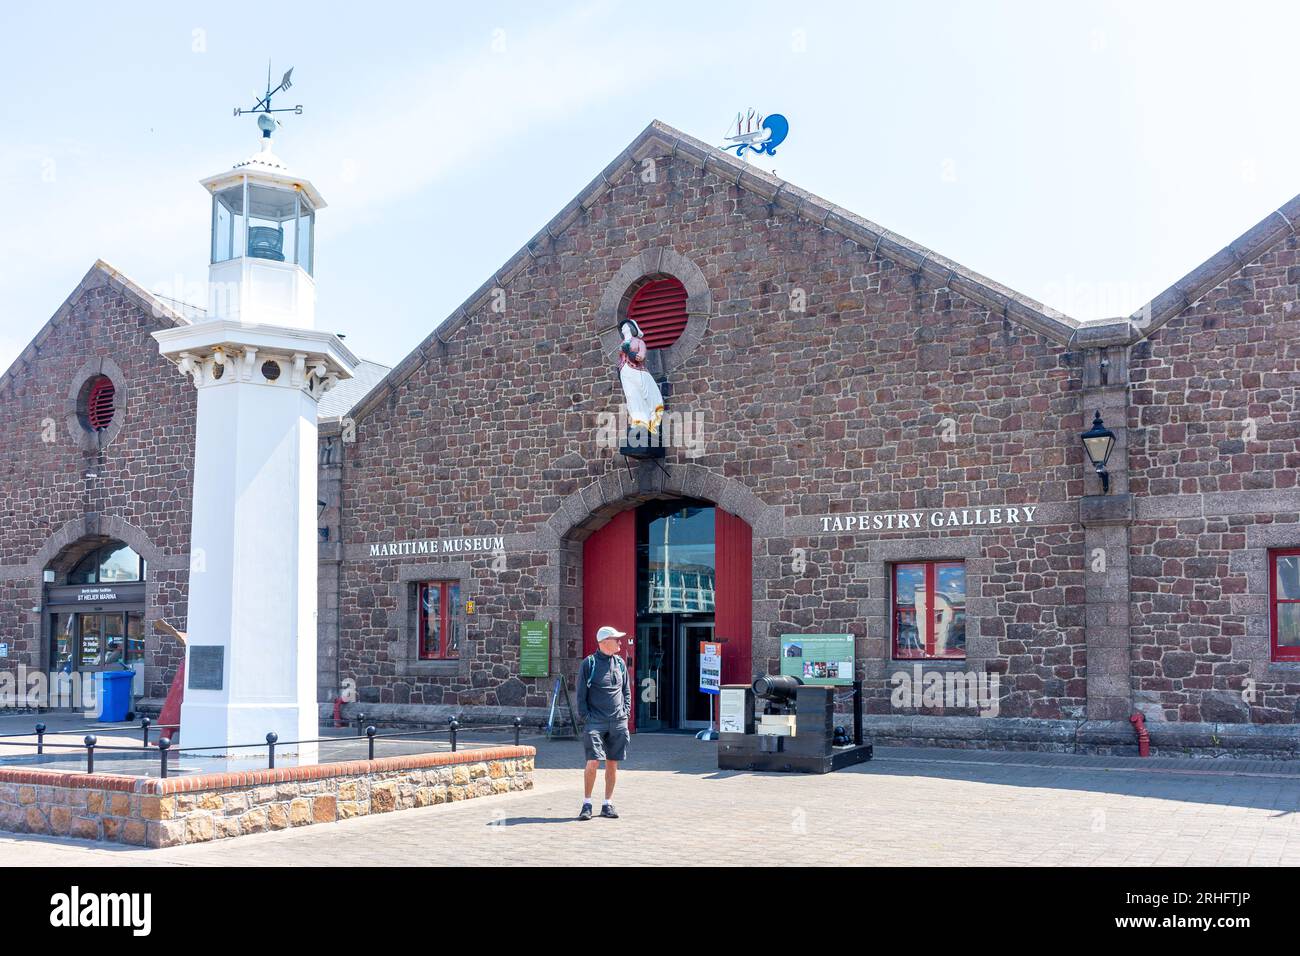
[578,651,631,724]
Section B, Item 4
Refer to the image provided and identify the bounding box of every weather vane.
[722,108,788,157]
[233,63,302,121]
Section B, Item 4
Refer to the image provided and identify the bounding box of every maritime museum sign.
[820,505,1040,534]
[367,536,506,558]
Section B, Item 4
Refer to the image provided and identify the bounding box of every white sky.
[2,1,1298,372]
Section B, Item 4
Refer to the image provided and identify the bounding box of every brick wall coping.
[0,744,535,796]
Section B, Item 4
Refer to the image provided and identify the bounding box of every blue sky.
[3,1,1299,372]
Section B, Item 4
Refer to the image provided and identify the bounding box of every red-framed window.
[1271,549,1300,662]
[627,277,688,349]
[893,561,966,659]
[418,581,462,660]
[86,376,116,431]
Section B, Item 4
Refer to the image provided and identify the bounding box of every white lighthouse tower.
[153,86,356,756]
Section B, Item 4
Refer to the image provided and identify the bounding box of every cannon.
[718,675,873,774]
[752,674,801,704]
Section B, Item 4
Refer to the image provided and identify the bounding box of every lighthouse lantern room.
[202,112,324,329]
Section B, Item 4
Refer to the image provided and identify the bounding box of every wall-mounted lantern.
[1080,410,1117,494]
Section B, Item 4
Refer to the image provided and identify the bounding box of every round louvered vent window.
[626,277,688,349]
[85,375,116,431]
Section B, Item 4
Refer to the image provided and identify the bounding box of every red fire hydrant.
[1129,712,1150,757]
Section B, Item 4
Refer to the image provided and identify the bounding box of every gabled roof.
[349,120,1084,423]
[0,260,192,397]
[1118,193,1300,344]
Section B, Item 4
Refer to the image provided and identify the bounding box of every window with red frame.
[1271,549,1300,661]
[893,561,966,659]
[418,581,462,660]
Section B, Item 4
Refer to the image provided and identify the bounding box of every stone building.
[333,121,1300,755]
[3,118,1298,755]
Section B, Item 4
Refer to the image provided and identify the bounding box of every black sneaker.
[600,803,619,819]
[578,803,593,821]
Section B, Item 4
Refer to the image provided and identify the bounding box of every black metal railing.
[0,715,537,779]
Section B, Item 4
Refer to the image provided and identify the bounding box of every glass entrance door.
[49,610,145,673]
[679,621,714,729]
[635,620,668,732]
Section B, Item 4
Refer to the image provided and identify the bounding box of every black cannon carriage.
[717,675,874,774]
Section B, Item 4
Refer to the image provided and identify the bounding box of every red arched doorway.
[582,501,751,732]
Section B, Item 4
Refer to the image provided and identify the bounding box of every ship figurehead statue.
[616,316,667,463]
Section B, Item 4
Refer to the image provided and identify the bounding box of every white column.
[155,323,356,757]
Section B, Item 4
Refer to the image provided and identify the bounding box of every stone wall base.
[0,745,535,848]
[865,715,1300,758]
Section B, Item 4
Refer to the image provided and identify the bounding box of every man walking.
[577,625,631,820]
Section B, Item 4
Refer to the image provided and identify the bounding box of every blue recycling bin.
[98,670,135,723]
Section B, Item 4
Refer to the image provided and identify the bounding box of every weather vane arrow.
[233,63,302,119]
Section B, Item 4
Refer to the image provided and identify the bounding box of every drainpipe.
[1129,712,1150,757]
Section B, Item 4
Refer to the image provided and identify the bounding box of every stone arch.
[532,464,782,697]
[539,462,780,548]
[31,516,170,675]
[33,515,165,574]
[596,246,712,370]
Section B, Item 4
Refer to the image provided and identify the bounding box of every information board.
[779,633,854,686]
[519,621,550,678]
[720,687,747,732]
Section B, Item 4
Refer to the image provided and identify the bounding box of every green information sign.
[779,633,854,686]
[520,620,550,678]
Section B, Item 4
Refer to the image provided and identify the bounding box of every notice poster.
[519,621,550,678]
[699,642,722,694]
[720,687,746,732]
[779,634,854,686]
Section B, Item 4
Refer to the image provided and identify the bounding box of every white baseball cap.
[596,626,626,642]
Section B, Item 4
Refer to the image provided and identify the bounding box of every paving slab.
[3,732,1299,866]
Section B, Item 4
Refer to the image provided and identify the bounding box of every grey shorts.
[583,721,629,762]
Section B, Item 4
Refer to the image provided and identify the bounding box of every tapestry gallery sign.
[819,505,1039,534]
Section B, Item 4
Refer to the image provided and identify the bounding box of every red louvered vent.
[86,376,116,431]
[627,277,688,349]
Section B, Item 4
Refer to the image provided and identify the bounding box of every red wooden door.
[714,508,753,687]
[582,509,638,731]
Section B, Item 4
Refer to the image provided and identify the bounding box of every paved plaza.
[3,725,1300,866]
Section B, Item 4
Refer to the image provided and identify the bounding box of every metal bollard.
[35,723,46,756]
[266,732,279,770]
[449,717,459,752]
[366,725,377,760]
[84,735,97,774]
[140,716,152,748]
[158,737,171,779]
[513,716,522,746]
[355,712,366,737]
